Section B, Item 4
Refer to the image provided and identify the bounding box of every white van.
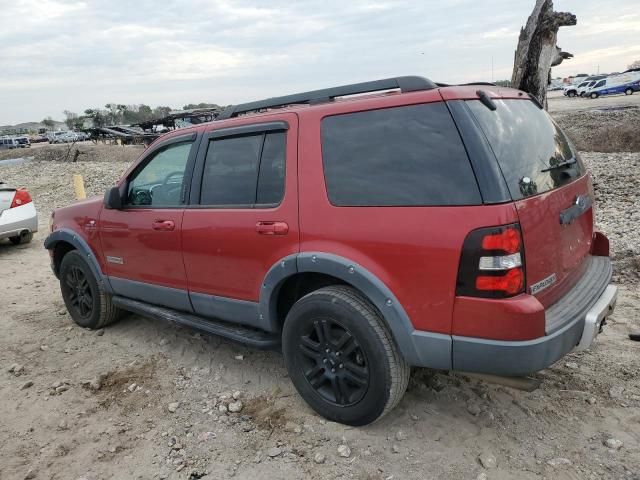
[587,72,640,99]
[0,137,19,149]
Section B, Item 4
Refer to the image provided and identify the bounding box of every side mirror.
[104,186,123,210]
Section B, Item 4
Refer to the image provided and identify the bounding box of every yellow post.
[73,174,86,200]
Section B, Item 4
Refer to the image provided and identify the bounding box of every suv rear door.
[466,98,593,307]
[181,114,299,330]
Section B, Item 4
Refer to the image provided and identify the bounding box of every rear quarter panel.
[297,92,519,334]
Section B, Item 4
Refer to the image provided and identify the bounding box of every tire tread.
[301,285,410,422]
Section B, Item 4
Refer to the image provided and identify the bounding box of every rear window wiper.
[541,158,577,172]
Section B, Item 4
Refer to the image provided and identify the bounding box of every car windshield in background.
[466,99,584,200]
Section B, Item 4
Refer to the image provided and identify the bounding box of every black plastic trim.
[207,121,288,139]
[216,76,437,119]
[43,228,113,293]
[112,296,279,350]
[445,100,511,204]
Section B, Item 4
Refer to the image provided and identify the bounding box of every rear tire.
[282,285,410,426]
[568,91,576,98]
[59,250,121,329]
[9,231,33,245]
[625,88,634,96]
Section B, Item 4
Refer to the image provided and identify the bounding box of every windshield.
[466,99,584,200]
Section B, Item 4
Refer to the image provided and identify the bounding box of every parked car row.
[563,70,640,99]
[46,131,90,143]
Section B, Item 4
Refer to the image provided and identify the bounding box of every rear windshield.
[466,99,584,200]
[321,103,482,206]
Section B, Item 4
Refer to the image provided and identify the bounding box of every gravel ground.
[1,104,639,480]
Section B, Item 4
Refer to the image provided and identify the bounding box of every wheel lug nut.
[339,363,343,369]
[336,352,341,356]
[331,368,336,373]
[325,348,330,353]
[323,358,327,363]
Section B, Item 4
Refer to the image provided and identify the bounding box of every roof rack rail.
[459,82,496,86]
[216,76,437,120]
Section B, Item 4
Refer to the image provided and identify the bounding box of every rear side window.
[466,99,584,200]
[200,131,286,206]
[321,103,482,206]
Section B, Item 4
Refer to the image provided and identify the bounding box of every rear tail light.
[10,188,32,208]
[456,224,526,298]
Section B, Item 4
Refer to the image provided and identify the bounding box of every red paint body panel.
[181,113,300,301]
[295,95,519,334]
[99,208,187,289]
[452,294,545,341]
[52,195,105,272]
[514,174,594,307]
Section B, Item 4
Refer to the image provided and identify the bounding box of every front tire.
[568,91,576,98]
[590,92,599,99]
[59,250,121,329]
[282,286,409,426]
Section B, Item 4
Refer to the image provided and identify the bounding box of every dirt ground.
[1,95,639,480]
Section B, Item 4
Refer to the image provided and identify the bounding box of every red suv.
[45,76,617,425]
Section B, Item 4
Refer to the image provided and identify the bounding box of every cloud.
[0,0,638,124]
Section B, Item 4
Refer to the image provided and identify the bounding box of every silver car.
[0,182,37,244]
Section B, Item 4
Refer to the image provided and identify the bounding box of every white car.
[0,183,37,245]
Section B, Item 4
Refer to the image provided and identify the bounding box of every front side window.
[321,103,481,206]
[594,80,606,88]
[200,131,286,206]
[127,141,192,207]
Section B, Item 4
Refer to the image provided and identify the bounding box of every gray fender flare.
[44,228,113,294]
[259,252,451,369]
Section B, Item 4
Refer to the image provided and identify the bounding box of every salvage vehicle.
[45,76,617,425]
[0,183,37,244]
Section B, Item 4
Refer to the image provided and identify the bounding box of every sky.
[1,0,639,125]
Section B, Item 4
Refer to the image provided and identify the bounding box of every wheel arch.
[260,252,452,369]
[44,228,113,293]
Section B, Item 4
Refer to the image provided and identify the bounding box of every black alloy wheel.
[63,265,94,319]
[297,317,370,406]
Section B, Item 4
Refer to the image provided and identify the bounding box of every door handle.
[256,221,289,235]
[152,219,175,231]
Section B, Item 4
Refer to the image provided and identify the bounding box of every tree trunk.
[511,0,576,109]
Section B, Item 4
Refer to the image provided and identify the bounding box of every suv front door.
[99,132,199,311]
[181,115,299,330]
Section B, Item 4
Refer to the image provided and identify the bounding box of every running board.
[112,296,280,350]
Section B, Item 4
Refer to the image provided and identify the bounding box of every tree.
[511,0,576,109]
[628,60,640,70]
[183,102,220,110]
[42,116,55,130]
[63,110,79,130]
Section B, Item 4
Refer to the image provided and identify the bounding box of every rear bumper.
[451,256,615,376]
[0,202,38,240]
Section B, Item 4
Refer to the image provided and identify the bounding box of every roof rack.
[216,76,437,120]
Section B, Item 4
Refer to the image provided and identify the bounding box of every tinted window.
[127,141,192,206]
[321,103,481,206]
[594,80,605,88]
[466,99,584,200]
[200,132,286,206]
[257,132,286,204]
